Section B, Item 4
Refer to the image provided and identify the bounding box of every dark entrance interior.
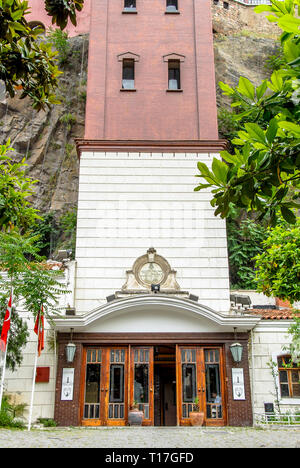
[154,345,177,426]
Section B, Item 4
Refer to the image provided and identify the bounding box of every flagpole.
[0,289,13,411]
[0,331,9,411]
[27,312,40,431]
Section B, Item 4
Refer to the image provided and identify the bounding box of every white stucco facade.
[74,150,231,314]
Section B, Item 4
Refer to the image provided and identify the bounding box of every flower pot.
[189,411,204,426]
[128,409,144,426]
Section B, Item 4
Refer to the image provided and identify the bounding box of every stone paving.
[0,426,299,449]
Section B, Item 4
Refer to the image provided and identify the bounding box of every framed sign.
[232,368,245,400]
[61,368,74,401]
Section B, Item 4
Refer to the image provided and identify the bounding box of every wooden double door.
[80,346,154,426]
[80,345,226,426]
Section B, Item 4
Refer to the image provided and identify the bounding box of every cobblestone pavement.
[0,426,299,449]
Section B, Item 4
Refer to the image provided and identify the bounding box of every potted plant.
[189,397,205,426]
[128,400,144,426]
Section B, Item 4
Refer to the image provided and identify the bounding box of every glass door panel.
[82,348,103,424]
[177,346,226,426]
[108,349,126,422]
[204,349,223,420]
[81,347,128,426]
[179,348,199,421]
[130,347,154,424]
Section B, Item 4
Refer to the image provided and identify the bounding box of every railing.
[232,0,272,5]
[254,413,300,426]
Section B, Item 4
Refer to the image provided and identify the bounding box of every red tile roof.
[248,308,298,320]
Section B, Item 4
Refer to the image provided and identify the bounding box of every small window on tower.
[168,60,181,90]
[122,59,135,90]
[166,0,178,12]
[124,0,137,12]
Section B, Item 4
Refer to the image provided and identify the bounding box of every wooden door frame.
[176,345,227,426]
[80,346,128,426]
[129,346,154,426]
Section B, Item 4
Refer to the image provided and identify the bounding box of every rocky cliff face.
[214,34,278,108]
[0,32,278,219]
[0,34,89,218]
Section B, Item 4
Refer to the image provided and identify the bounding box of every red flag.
[34,306,44,357]
[0,296,12,353]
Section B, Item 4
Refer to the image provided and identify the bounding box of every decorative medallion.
[121,248,181,292]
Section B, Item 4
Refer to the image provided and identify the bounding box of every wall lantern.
[230,342,243,363]
[65,328,76,363]
[230,328,243,363]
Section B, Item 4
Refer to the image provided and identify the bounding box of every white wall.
[3,312,57,423]
[74,151,231,314]
[250,322,300,417]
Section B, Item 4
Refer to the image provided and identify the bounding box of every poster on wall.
[232,368,245,400]
[61,368,74,401]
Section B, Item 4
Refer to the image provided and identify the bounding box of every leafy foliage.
[0,141,40,232]
[227,216,268,289]
[17,262,69,322]
[254,219,300,303]
[195,0,300,226]
[284,314,300,364]
[29,211,59,258]
[0,0,84,109]
[47,27,71,65]
[0,394,26,428]
[44,0,84,30]
[0,0,62,110]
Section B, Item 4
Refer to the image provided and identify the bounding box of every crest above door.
[120,248,187,298]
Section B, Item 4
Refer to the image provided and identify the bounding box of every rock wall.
[212,0,280,37]
[0,9,279,220]
[0,34,89,217]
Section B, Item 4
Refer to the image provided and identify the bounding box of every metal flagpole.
[27,311,41,431]
[0,331,9,411]
[0,290,13,411]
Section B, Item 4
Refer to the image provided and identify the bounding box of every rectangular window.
[278,356,300,398]
[109,364,124,403]
[182,363,197,402]
[124,0,136,10]
[122,59,135,89]
[166,0,178,12]
[168,60,181,90]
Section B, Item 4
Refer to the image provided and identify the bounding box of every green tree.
[0,0,84,109]
[0,141,40,231]
[195,0,300,226]
[254,219,300,303]
[227,216,268,289]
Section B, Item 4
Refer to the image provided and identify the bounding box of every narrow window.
[124,0,136,10]
[168,60,181,90]
[166,0,178,12]
[122,59,135,89]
